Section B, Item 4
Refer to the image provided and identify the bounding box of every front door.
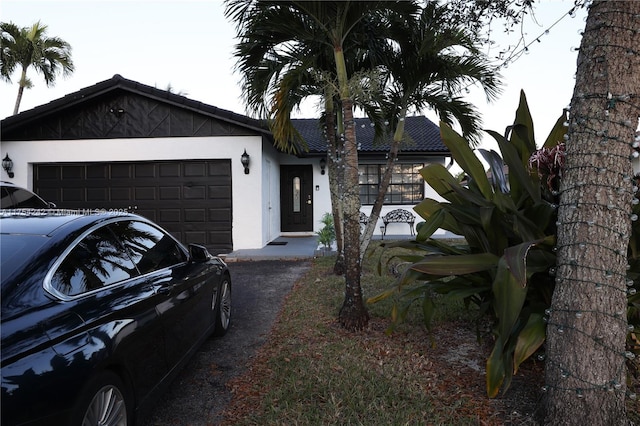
[280,165,313,232]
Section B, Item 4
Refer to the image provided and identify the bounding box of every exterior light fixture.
[379,224,385,240]
[2,154,14,178]
[241,149,250,174]
[319,157,326,175]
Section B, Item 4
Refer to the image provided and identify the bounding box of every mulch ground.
[220,317,548,425]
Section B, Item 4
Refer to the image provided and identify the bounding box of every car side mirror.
[189,244,211,263]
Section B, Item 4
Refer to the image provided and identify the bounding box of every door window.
[50,226,137,297]
[293,177,301,213]
[110,221,187,274]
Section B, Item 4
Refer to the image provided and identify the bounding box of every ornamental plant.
[370,91,640,397]
[317,213,336,250]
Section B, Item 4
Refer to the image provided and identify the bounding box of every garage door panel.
[62,188,84,202]
[37,165,60,180]
[160,187,181,199]
[87,165,108,179]
[184,209,206,222]
[111,164,133,178]
[87,188,108,201]
[135,163,156,178]
[159,163,180,177]
[184,163,206,177]
[63,166,84,179]
[135,187,156,200]
[208,186,231,199]
[184,186,205,200]
[34,160,233,253]
[159,209,181,222]
[111,188,132,200]
[209,208,231,222]
[208,162,231,176]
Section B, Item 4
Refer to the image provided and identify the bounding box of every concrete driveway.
[141,259,312,425]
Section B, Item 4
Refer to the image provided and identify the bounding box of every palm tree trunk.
[13,68,28,115]
[339,97,369,330]
[325,95,345,275]
[544,1,638,424]
[360,116,406,260]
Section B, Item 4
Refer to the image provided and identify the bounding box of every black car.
[0,181,54,209]
[0,210,232,426]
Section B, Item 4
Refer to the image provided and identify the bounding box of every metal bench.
[359,211,369,225]
[382,209,415,236]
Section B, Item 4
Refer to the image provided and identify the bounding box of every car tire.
[213,275,231,336]
[71,371,131,426]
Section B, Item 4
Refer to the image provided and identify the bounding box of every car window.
[1,186,48,209]
[50,225,138,297]
[0,187,13,208]
[110,221,187,275]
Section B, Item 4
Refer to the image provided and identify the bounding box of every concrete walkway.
[219,231,459,262]
[221,236,320,262]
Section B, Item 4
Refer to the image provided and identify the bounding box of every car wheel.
[72,371,131,426]
[213,276,231,336]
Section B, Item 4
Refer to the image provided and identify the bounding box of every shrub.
[370,91,640,398]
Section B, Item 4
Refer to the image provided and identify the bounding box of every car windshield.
[0,234,49,292]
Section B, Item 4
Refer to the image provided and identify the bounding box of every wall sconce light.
[109,106,125,117]
[241,149,250,174]
[2,154,14,178]
[319,157,326,175]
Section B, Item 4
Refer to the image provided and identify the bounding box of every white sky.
[0,0,588,152]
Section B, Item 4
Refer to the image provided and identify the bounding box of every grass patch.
[222,242,639,425]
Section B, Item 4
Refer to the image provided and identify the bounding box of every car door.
[47,223,169,398]
[113,220,213,371]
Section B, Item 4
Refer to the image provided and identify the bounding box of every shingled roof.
[1,74,271,139]
[292,116,446,156]
[2,74,447,158]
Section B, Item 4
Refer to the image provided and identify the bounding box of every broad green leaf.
[410,253,499,276]
[415,205,445,241]
[514,313,546,373]
[487,129,540,203]
[420,163,465,204]
[486,337,506,398]
[478,148,509,193]
[493,257,527,342]
[366,287,397,304]
[503,241,543,288]
[439,123,493,200]
[511,91,536,155]
[543,111,569,149]
[422,296,436,333]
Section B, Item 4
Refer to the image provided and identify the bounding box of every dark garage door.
[34,160,233,253]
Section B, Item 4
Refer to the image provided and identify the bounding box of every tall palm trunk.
[13,67,28,115]
[324,95,345,275]
[360,114,406,260]
[339,97,369,329]
[334,45,369,330]
[544,1,639,424]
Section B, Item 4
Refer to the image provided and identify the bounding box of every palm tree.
[226,0,420,330]
[543,0,639,423]
[0,21,74,115]
[359,1,501,256]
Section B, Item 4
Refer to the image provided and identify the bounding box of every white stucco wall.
[0,136,265,250]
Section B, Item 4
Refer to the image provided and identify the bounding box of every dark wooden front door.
[280,165,313,232]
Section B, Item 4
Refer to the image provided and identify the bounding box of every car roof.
[0,210,139,236]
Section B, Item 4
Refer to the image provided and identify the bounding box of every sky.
[0,0,588,153]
